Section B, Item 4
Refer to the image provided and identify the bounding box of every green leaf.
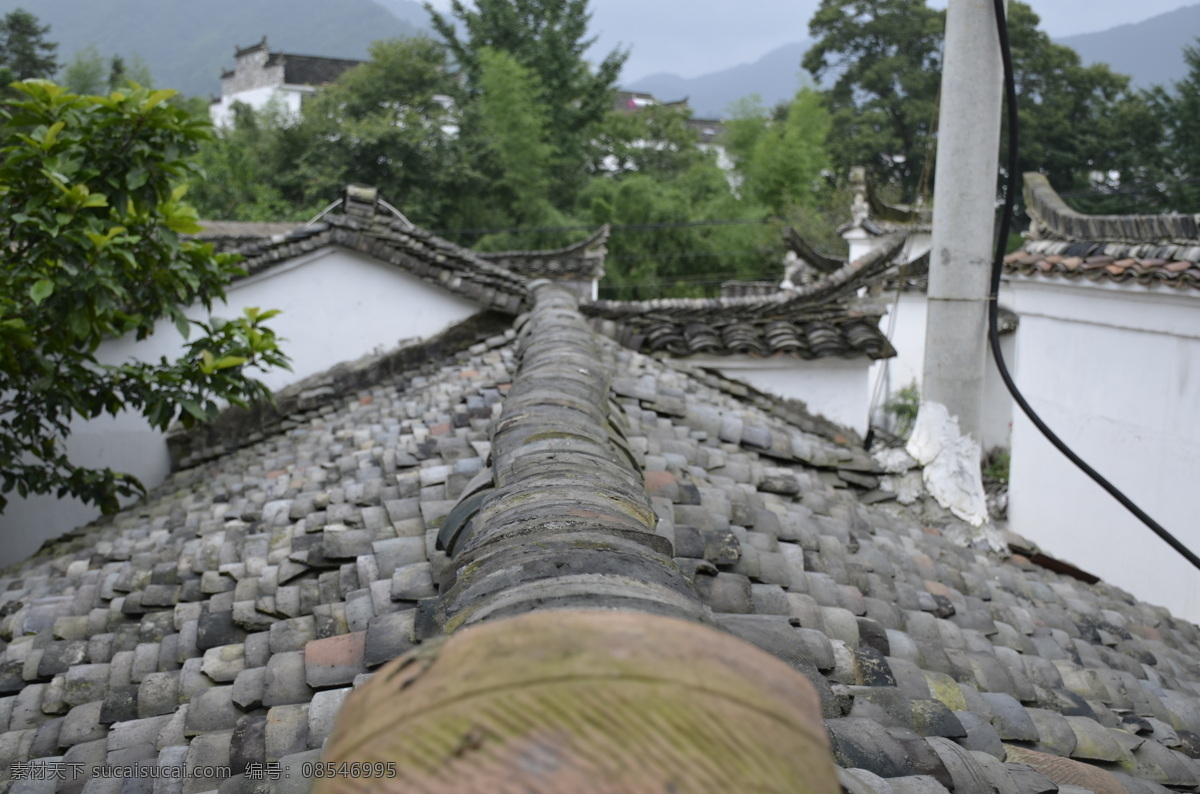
[165,215,203,234]
[126,167,147,190]
[68,311,89,339]
[213,355,248,370]
[42,121,65,149]
[29,279,54,305]
[180,399,206,421]
[145,89,177,109]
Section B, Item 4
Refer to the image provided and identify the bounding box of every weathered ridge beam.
[320,281,838,793]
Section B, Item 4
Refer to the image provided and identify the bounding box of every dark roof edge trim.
[1025,172,1200,244]
[477,223,610,262]
[784,226,845,274]
[582,234,907,322]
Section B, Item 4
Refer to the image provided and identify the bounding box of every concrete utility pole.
[922,0,1007,443]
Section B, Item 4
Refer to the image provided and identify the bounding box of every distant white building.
[210,37,362,127]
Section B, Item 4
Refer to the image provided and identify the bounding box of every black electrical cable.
[987,0,1200,572]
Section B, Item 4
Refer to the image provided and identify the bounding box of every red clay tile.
[644,470,677,494]
[305,631,367,689]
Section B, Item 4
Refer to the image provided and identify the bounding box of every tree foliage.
[803,0,942,197]
[0,9,57,83]
[427,0,627,195]
[60,44,105,95]
[725,89,832,216]
[60,48,157,98]
[1148,39,1200,212]
[473,47,554,218]
[0,81,288,513]
[1004,2,1162,212]
[803,0,1161,208]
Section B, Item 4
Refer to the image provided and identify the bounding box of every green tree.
[189,101,303,222]
[276,37,463,225]
[60,49,157,101]
[589,101,709,179]
[107,54,155,91]
[428,0,627,197]
[803,0,943,198]
[60,45,105,95]
[1004,2,1163,212]
[0,9,57,83]
[0,81,289,513]
[583,157,774,300]
[1146,40,1200,211]
[724,89,832,216]
[473,48,553,217]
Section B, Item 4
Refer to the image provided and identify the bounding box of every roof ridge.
[1025,172,1200,244]
[435,282,709,631]
[582,235,907,323]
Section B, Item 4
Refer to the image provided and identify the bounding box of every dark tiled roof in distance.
[1007,173,1200,290]
[210,186,531,314]
[1024,173,1200,245]
[584,236,907,359]
[1004,240,1200,290]
[785,225,847,274]
[194,220,304,253]
[475,223,609,280]
[585,235,908,323]
[591,311,896,360]
[266,53,361,87]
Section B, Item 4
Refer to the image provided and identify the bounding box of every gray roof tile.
[6,281,1200,791]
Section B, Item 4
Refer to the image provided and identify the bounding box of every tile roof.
[844,166,933,237]
[199,186,532,315]
[194,221,303,253]
[1005,173,1200,290]
[5,279,1200,791]
[265,54,361,87]
[581,236,907,359]
[474,223,609,280]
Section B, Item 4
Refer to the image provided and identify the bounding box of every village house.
[209,37,363,128]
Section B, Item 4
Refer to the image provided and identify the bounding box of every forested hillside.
[0,0,426,98]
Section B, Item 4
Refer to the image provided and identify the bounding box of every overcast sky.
[424,0,1196,81]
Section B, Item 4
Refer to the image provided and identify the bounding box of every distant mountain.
[624,41,812,119]
[1058,4,1200,89]
[0,0,429,99]
[624,5,1200,121]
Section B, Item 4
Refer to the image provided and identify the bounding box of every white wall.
[688,355,871,435]
[869,288,1014,451]
[0,247,481,567]
[869,292,928,427]
[1006,278,1200,623]
[210,86,306,127]
[981,331,1016,453]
